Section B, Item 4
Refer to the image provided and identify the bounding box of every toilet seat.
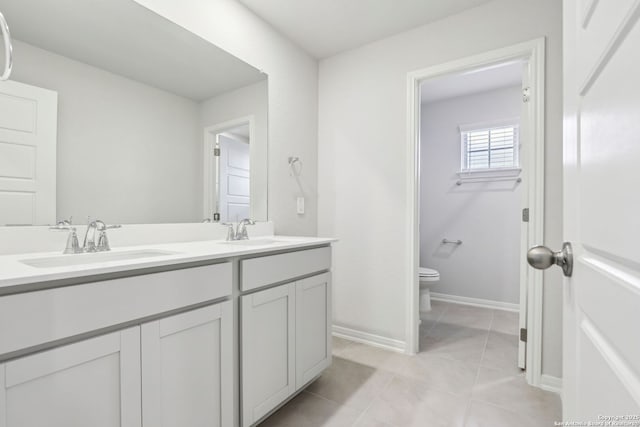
[419,267,440,282]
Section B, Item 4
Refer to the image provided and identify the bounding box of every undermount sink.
[220,238,285,246]
[20,249,180,268]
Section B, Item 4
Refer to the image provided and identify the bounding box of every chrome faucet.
[83,219,121,252]
[236,218,256,240]
[82,220,102,252]
[222,218,256,241]
[50,218,121,254]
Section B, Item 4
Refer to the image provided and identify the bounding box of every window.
[460,123,519,171]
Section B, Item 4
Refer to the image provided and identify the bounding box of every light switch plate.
[296,197,305,214]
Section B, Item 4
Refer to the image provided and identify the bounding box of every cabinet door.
[241,283,295,427]
[141,301,233,427]
[295,272,332,389]
[0,327,141,427]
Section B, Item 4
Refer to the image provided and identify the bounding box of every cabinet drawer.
[240,247,331,292]
[0,262,232,357]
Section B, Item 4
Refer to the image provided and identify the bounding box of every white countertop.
[0,236,335,293]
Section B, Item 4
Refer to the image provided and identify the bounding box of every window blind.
[461,125,518,171]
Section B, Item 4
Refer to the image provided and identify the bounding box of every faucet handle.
[49,225,81,254]
[54,216,73,227]
[92,220,121,231]
[95,224,120,251]
[221,222,236,241]
[63,228,81,254]
[96,230,110,252]
[49,224,73,231]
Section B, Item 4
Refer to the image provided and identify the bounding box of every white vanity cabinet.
[241,283,296,425]
[0,239,334,427]
[295,272,332,389]
[141,301,233,427]
[240,247,332,427]
[0,261,233,427]
[0,327,142,427]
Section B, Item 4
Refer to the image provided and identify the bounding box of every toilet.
[419,267,440,312]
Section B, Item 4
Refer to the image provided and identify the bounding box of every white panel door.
[295,272,332,389]
[219,134,250,222]
[0,327,141,427]
[141,302,233,427]
[0,80,57,225]
[563,0,640,420]
[241,283,295,427]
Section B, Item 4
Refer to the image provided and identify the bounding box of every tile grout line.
[349,372,397,427]
[311,305,553,427]
[488,308,495,332]
[302,389,368,420]
[478,310,492,366]
[435,302,449,322]
[418,302,448,337]
[461,310,493,427]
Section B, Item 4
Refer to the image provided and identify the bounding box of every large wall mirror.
[0,0,268,225]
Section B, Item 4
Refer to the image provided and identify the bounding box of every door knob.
[527,242,573,277]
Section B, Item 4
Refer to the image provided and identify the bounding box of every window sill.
[457,168,521,178]
[456,168,522,185]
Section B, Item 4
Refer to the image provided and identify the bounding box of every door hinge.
[522,87,531,103]
[213,147,220,156]
[520,328,527,342]
[522,208,529,222]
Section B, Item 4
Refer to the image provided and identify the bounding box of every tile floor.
[259,301,562,427]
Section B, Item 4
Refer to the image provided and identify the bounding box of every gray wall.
[420,86,521,304]
[10,39,268,225]
[11,39,203,224]
[134,0,320,236]
[318,0,562,378]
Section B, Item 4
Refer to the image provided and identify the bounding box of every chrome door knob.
[527,242,573,277]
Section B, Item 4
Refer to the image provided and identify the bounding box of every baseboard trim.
[430,292,519,312]
[332,325,406,354]
[539,374,562,394]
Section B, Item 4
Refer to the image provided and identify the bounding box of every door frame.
[203,115,255,221]
[405,38,546,387]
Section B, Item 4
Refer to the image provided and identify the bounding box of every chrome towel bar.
[442,239,462,245]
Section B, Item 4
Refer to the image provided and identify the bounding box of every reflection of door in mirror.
[218,130,250,222]
[0,80,57,226]
[204,119,253,222]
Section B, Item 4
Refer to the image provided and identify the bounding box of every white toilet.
[419,267,440,312]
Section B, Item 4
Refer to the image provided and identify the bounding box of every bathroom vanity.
[0,235,334,427]
[0,1,329,424]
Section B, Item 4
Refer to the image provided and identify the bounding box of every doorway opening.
[203,117,254,222]
[406,39,546,387]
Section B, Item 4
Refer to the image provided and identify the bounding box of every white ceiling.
[237,0,493,58]
[420,61,523,104]
[3,0,265,101]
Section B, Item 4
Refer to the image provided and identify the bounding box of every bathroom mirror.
[0,0,268,225]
